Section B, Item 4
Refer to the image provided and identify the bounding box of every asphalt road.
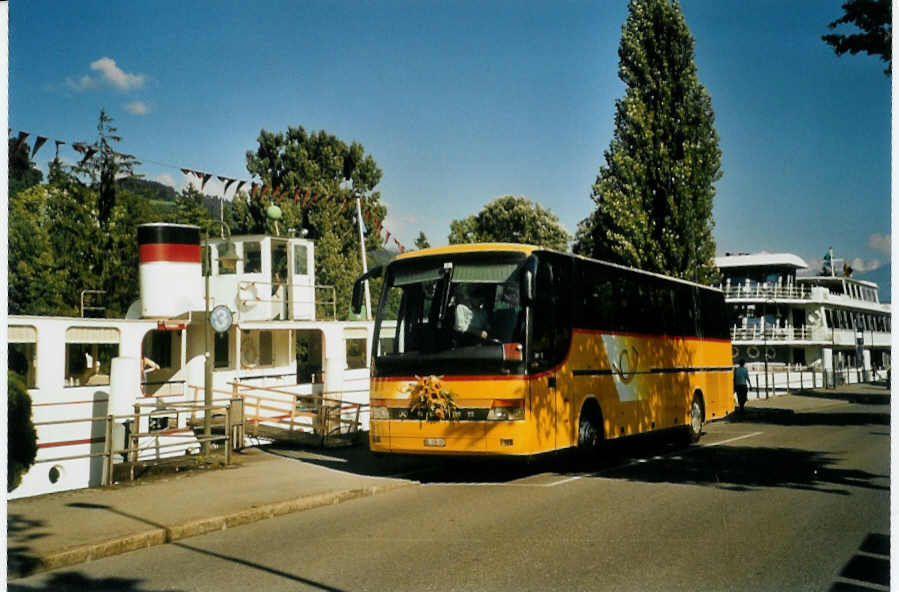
[10,395,890,592]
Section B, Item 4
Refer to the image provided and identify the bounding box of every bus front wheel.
[577,403,603,454]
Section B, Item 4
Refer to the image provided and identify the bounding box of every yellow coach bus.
[352,244,733,457]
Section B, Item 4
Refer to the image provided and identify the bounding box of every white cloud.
[65,74,99,91]
[91,57,145,91]
[65,57,146,92]
[867,233,891,255]
[156,173,176,188]
[850,258,883,273]
[125,101,150,115]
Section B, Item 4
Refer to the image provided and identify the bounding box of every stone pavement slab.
[7,447,413,579]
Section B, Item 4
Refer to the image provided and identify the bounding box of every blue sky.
[9,1,891,297]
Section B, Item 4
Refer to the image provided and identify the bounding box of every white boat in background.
[715,251,891,392]
[8,223,389,499]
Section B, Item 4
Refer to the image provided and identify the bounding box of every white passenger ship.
[8,223,385,499]
[715,251,890,388]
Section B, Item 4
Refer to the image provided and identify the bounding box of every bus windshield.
[373,255,527,376]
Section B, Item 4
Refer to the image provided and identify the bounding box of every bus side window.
[530,255,571,372]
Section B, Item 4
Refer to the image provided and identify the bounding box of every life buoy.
[732,346,741,360]
[746,346,760,359]
[241,339,258,368]
[238,282,259,311]
[765,347,776,361]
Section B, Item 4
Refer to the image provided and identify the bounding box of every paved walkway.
[7,382,889,580]
[7,446,415,579]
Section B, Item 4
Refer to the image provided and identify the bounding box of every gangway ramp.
[230,382,367,447]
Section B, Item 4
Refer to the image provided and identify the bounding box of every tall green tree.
[574,0,721,284]
[9,138,43,196]
[822,0,891,75]
[448,195,570,251]
[71,109,142,228]
[8,371,37,492]
[237,125,387,318]
[414,231,431,250]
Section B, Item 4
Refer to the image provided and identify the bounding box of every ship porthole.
[48,464,64,484]
[746,346,760,359]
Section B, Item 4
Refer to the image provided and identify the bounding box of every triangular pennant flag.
[181,168,193,176]
[16,131,29,150]
[31,136,48,158]
[220,177,236,195]
[293,189,301,202]
[200,173,212,190]
[385,231,391,243]
[261,184,271,199]
[79,147,97,166]
[235,181,246,195]
[72,142,87,154]
[272,186,282,200]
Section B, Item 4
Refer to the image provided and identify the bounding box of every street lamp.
[203,223,239,455]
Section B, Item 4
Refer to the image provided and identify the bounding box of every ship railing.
[30,400,239,488]
[720,284,810,300]
[731,326,814,341]
[190,381,368,445]
[743,365,889,399]
[237,280,338,320]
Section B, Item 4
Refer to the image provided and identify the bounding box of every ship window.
[142,330,173,369]
[272,242,288,285]
[214,331,230,369]
[9,325,37,388]
[294,244,308,276]
[202,245,211,276]
[346,338,367,369]
[244,242,262,274]
[65,343,119,387]
[218,245,236,275]
[259,331,273,366]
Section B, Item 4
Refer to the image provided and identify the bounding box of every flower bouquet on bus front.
[406,375,459,421]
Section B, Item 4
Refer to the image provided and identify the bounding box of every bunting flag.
[219,176,236,195]
[31,136,48,158]
[9,127,412,255]
[78,148,97,166]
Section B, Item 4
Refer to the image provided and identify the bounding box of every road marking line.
[700,432,763,448]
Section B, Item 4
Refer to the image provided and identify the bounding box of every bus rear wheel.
[686,395,704,443]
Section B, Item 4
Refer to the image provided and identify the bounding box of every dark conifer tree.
[574,0,722,284]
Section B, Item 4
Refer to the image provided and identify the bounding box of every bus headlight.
[486,399,525,421]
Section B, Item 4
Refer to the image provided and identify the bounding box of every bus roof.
[391,243,723,293]
[394,243,539,260]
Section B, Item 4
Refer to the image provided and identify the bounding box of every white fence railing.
[744,367,888,399]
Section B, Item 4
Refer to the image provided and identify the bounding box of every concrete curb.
[23,480,414,577]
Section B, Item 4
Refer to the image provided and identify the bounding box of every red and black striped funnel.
[137,223,203,319]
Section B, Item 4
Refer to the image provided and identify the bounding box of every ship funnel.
[138,223,203,318]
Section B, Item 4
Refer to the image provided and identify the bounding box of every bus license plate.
[424,438,446,447]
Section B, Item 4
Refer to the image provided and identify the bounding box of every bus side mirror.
[351,265,384,315]
[351,280,364,315]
